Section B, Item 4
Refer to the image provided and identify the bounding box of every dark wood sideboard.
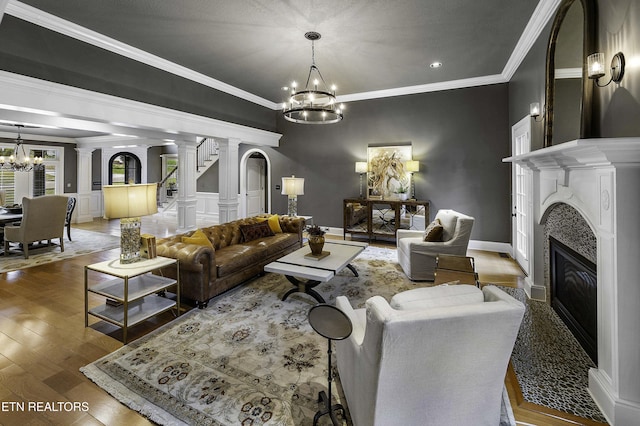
[343,198,430,242]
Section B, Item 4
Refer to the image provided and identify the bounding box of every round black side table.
[308,304,353,426]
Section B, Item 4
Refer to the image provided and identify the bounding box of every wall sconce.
[281,175,304,216]
[405,160,419,200]
[529,102,543,122]
[588,52,625,87]
[355,161,368,198]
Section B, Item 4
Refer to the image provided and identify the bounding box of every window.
[0,144,63,202]
[31,149,58,197]
[109,153,141,185]
[0,169,15,205]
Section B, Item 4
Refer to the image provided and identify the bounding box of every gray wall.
[0,15,276,132]
[263,84,511,243]
[595,0,640,137]
[509,0,640,149]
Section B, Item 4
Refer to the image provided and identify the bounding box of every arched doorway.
[240,149,271,217]
[109,152,142,185]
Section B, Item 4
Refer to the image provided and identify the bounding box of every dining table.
[0,209,22,225]
[0,209,23,249]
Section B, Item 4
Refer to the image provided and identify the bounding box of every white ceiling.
[0,0,560,142]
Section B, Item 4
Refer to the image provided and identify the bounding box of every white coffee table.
[265,240,368,303]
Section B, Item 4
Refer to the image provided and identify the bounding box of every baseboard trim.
[468,240,512,254]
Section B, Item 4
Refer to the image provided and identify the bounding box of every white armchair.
[335,285,524,426]
[397,209,474,280]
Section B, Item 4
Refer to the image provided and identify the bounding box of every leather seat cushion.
[215,233,298,276]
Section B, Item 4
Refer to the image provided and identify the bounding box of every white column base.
[523,277,546,301]
[176,198,197,233]
[590,368,640,425]
[75,192,94,223]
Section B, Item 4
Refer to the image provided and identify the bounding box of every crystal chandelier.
[0,125,44,172]
[282,32,345,124]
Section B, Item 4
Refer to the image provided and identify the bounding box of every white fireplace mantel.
[504,138,640,425]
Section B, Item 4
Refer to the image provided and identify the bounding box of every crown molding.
[337,74,507,103]
[6,0,560,109]
[555,67,582,79]
[501,0,562,81]
[5,0,279,110]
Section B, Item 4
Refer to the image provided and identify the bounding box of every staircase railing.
[197,137,219,172]
[156,166,178,207]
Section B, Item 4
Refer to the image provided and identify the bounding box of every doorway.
[240,149,271,217]
[511,116,532,274]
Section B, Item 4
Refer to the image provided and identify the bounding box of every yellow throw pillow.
[182,229,213,249]
[257,214,283,233]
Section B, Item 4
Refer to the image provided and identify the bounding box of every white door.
[511,116,532,274]
[246,157,265,216]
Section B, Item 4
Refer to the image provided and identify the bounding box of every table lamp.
[355,161,368,198]
[281,175,304,216]
[405,160,419,199]
[103,183,158,264]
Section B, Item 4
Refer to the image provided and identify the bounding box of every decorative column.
[75,147,95,223]
[217,138,241,223]
[176,140,198,233]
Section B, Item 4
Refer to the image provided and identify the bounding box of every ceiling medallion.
[0,125,44,172]
[282,32,345,124]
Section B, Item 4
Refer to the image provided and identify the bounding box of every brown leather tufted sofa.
[154,215,306,308]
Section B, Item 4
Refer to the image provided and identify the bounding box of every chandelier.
[0,125,44,172]
[282,32,345,124]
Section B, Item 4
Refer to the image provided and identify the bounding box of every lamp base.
[120,217,142,264]
[287,195,298,217]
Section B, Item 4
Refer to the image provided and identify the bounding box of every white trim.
[0,70,282,147]
[6,0,560,107]
[338,75,506,103]
[467,240,513,254]
[239,148,272,218]
[555,67,582,79]
[501,0,562,81]
[0,0,10,23]
[5,1,277,110]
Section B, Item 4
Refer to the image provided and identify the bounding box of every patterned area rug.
[81,246,515,425]
[500,286,607,423]
[0,229,120,273]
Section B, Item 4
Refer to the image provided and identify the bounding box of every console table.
[343,198,429,242]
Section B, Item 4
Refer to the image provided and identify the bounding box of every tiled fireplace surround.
[506,138,640,425]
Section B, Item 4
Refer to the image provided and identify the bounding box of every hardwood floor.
[0,215,605,425]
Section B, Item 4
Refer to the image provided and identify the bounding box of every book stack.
[141,234,157,259]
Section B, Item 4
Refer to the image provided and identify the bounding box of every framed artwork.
[367,144,412,198]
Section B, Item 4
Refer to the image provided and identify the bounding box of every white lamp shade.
[355,161,368,174]
[103,183,158,219]
[281,176,304,196]
[587,52,605,79]
[405,160,419,173]
[530,102,540,117]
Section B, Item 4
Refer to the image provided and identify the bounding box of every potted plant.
[306,225,326,255]
[396,183,409,201]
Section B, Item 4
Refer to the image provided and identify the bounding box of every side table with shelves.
[84,256,181,343]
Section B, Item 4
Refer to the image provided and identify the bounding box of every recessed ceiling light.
[430,62,443,69]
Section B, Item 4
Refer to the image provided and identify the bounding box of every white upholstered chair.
[397,209,474,280]
[4,195,68,258]
[335,285,524,426]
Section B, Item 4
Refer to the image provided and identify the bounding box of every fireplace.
[550,237,597,363]
[504,138,640,422]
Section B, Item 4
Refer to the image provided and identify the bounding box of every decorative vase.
[309,235,325,255]
[398,193,409,201]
